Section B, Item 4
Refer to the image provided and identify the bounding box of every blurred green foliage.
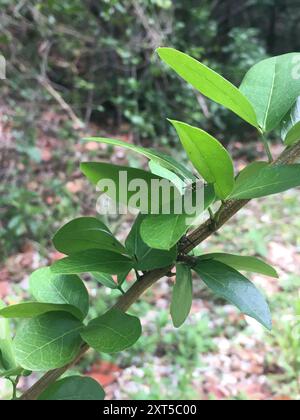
[1,0,300,255]
[1,0,291,142]
[2,0,300,141]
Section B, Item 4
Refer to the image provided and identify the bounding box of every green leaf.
[281,97,300,146]
[170,264,193,328]
[51,250,134,275]
[157,47,258,128]
[38,376,105,401]
[140,183,215,250]
[0,367,24,379]
[240,53,300,132]
[236,161,269,184]
[81,161,180,212]
[193,260,272,329]
[14,312,83,371]
[29,267,89,320]
[53,217,127,255]
[125,214,177,270]
[92,272,119,289]
[0,301,18,373]
[82,137,196,182]
[282,123,300,148]
[92,270,129,289]
[117,270,131,287]
[169,120,234,199]
[149,160,186,192]
[230,164,300,199]
[81,309,141,353]
[0,302,84,321]
[198,253,278,278]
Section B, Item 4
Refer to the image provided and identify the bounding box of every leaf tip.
[256,312,273,331]
[166,118,179,127]
[265,318,273,331]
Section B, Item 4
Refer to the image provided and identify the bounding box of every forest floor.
[1,107,300,400]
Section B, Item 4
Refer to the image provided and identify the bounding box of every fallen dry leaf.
[86,361,121,387]
[0,281,9,298]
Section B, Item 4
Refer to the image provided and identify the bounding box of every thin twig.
[37,76,84,129]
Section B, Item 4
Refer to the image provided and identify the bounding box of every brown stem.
[20,141,300,400]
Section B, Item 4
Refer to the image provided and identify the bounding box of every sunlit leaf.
[82,162,175,211]
[169,120,234,199]
[240,53,300,132]
[157,47,258,128]
[140,184,215,250]
[82,137,195,182]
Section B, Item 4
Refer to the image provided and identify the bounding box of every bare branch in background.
[37,76,84,129]
[132,0,173,49]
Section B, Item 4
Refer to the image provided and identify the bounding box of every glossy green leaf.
[282,123,300,147]
[169,120,234,199]
[29,267,89,320]
[53,217,127,255]
[170,264,193,328]
[92,272,119,289]
[0,301,18,373]
[230,164,300,199]
[198,253,278,278]
[81,309,141,353]
[51,250,133,275]
[81,162,180,213]
[0,302,84,321]
[0,367,24,379]
[240,53,300,132]
[125,214,177,270]
[38,376,105,401]
[82,137,195,182]
[157,47,258,128]
[281,97,300,146]
[92,271,130,290]
[140,183,215,250]
[117,270,131,287]
[149,160,186,193]
[193,260,272,329]
[14,312,83,371]
[236,162,269,184]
